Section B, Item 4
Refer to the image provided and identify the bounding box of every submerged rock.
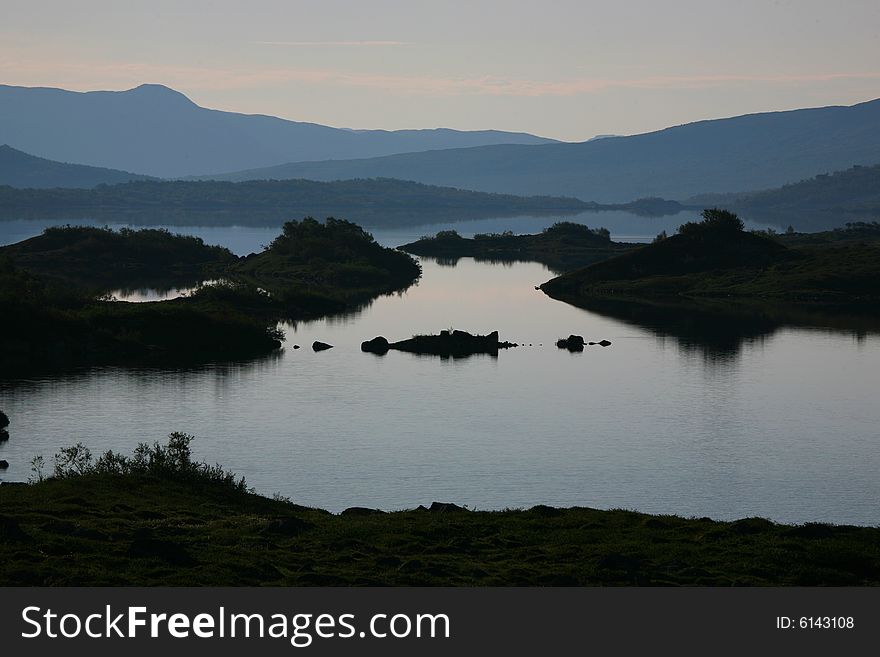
[312,341,334,352]
[361,336,390,354]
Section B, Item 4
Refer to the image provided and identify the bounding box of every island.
[540,209,880,308]
[399,221,637,272]
[0,219,421,374]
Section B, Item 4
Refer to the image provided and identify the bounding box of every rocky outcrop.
[360,336,390,354]
[365,330,517,358]
[556,335,585,351]
[557,335,612,350]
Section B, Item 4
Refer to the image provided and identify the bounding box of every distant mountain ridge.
[0,84,557,178]
[0,145,152,188]
[203,98,880,202]
[688,163,880,231]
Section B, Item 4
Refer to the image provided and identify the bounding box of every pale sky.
[2,0,879,141]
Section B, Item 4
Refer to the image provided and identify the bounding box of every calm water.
[1,219,878,524]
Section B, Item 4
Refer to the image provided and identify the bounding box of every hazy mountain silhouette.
[204,99,880,202]
[0,84,558,178]
[688,163,880,231]
[0,145,153,188]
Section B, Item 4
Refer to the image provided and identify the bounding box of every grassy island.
[0,219,420,375]
[541,210,880,308]
[399,222,636,272]
[1,434,878,586]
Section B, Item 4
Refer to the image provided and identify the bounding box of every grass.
[2,435,878,587]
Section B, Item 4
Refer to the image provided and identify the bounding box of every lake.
[1,215,878,525]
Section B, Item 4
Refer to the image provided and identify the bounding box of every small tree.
[678,208,744,238]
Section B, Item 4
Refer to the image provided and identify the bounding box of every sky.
[2,0,879,141]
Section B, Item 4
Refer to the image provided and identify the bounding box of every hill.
[0,84,556,178]
[207,98,880,202]
[0,178,588,226]
[541,209,880,306]
[688,164,880,231]
[0,144,151,188]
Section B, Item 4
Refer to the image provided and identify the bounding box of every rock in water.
[361,336,390,354]
[0,430,8,443]
[556,335,585,351]
[598,340,612,347]
[0,410,8,429]
[312,341,334,352]
[0,460,9,469]
[383,329,514,358]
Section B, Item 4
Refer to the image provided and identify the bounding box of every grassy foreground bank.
[1,435,878,586]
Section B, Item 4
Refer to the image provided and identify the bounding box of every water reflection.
[2,248,879,524]
[0,348,286,395]
[540,295,880,364]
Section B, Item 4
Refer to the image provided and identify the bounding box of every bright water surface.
[1,214,877,525]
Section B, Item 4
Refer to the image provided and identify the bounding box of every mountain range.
[202,98,880,202]
[0,84,556,178]
[2,83,880,207]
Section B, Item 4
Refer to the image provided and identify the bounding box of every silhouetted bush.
[46,432,248,492]
[678,208,745,238]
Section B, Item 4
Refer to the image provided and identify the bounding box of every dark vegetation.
[361,330,517,359]
[0,225,235,289]
[2,434,879,586]
[231,217,420,316]
[0,178,588,227]
[0,220,420,375]
[400,222,636,272]
[541,209,880,307]
[689,164,880,231]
